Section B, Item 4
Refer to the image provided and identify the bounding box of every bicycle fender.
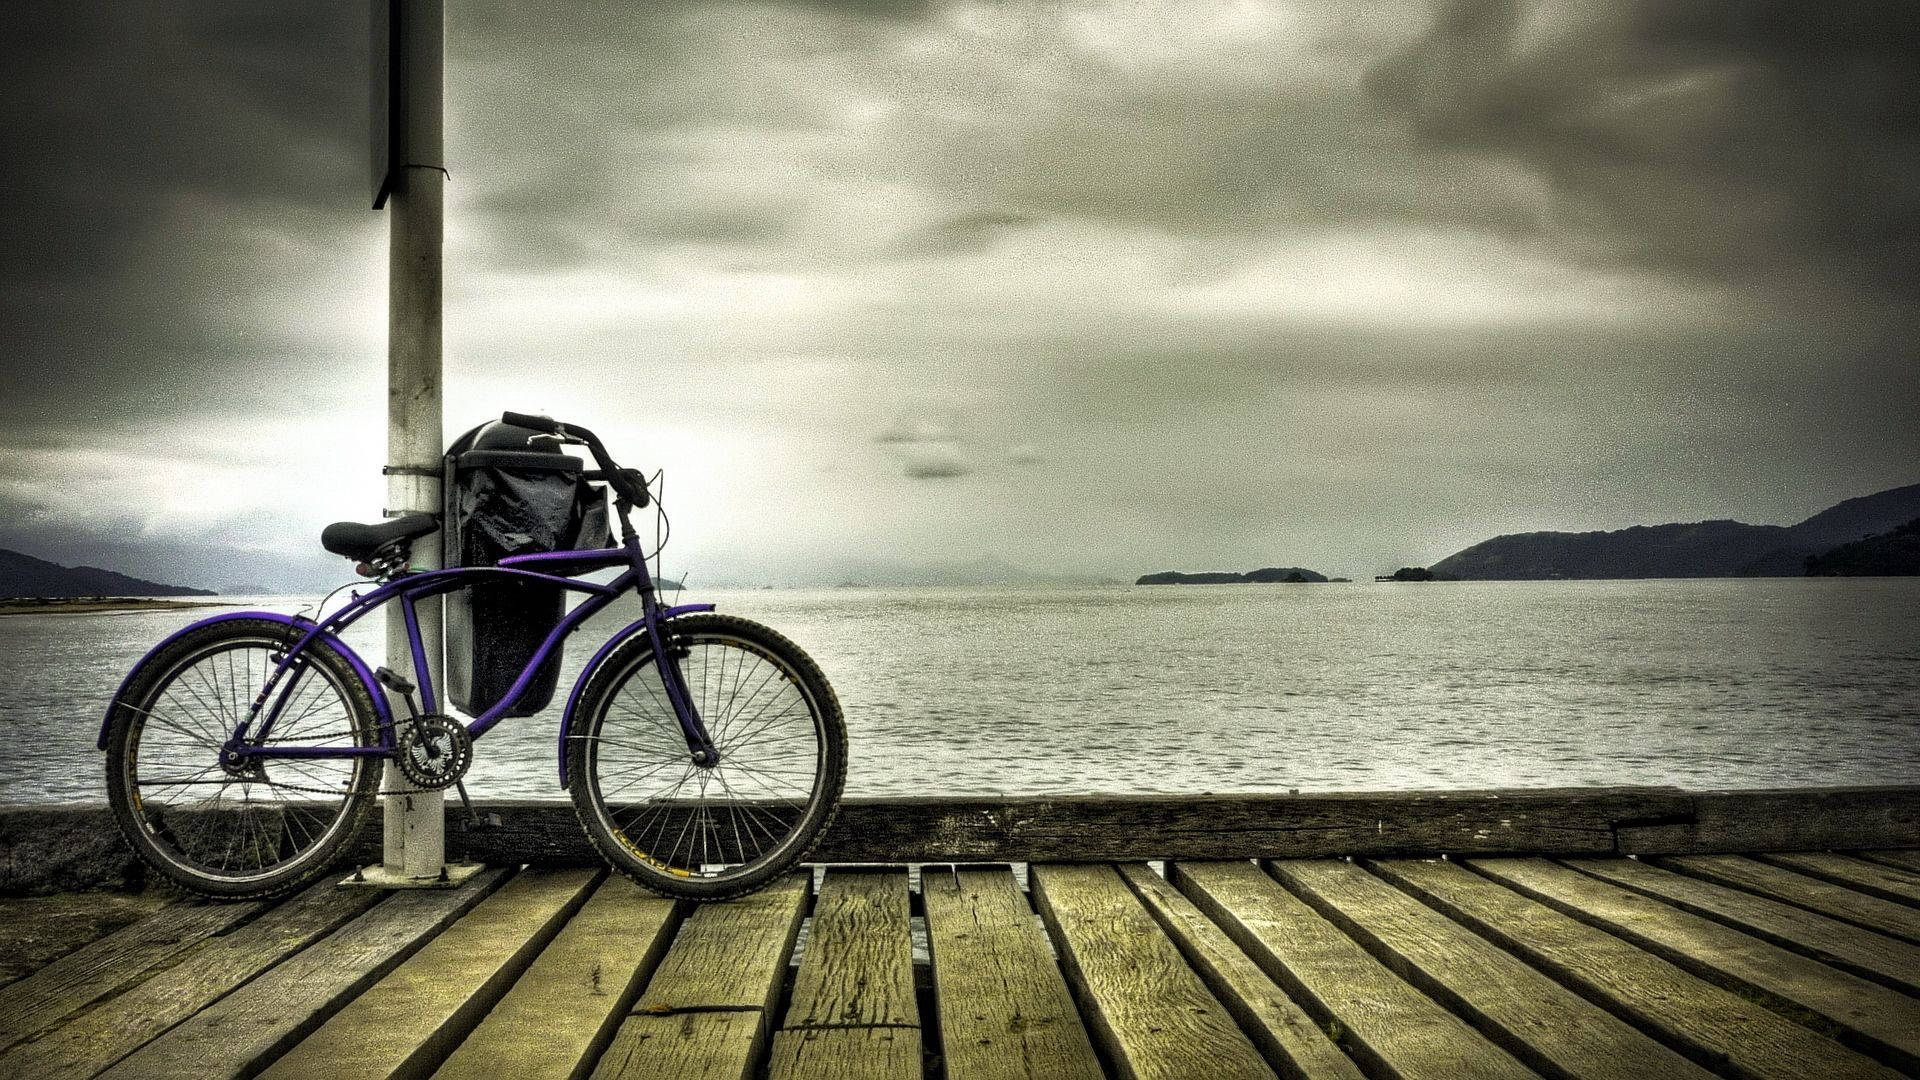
[556,603,716,786]
[97,610,392,750]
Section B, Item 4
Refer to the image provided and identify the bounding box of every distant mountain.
[1788,486,1920,551]
[0,548,216,598]
[1138,567,1329,585]
[1432,482,1920,580]
[1805,518,1920,576]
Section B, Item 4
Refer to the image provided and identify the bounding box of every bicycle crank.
[394,713,474,790]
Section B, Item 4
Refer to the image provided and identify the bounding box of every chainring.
[395,713,473,790]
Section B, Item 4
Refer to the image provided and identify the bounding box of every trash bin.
[442,418,611,717]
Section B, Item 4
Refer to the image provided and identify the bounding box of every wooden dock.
[0,788,1917,1078]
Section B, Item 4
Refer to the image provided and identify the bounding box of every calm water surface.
[3,579,1916,802]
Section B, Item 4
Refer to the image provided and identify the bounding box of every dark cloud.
[1368,0,1920,302]
[874,416,955,444]
[900,447,970,479]
[888,211,1040,257]
[874,416,972,479]
[1,0,1916,587]
[0,2,375,426]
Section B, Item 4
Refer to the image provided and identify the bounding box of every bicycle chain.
[188,741,434,798]
[215,772,447,799]
[177,726,483,797]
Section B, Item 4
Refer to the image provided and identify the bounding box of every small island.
[1373,567,1459,582]
[1137,567,1329,585]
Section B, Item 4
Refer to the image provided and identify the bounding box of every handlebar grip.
[610,468,650,507]
[501,411,563,434]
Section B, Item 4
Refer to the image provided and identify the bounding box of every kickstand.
[454,777,480,829]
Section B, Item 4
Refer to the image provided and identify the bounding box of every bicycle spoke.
[129,702,223,748]
[714,664,782,742]
[720,702,809,753]
[597,759,688,801]
[161,681,229,747]
[712,771,786,858]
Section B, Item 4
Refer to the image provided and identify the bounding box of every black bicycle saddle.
[320,513,438,561]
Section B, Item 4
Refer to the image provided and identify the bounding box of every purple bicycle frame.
[216,539,717,777]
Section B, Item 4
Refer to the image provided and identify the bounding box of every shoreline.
[0,597,227,617]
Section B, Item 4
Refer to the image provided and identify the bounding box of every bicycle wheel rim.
[118,636,372,885]
[582,631,831,882]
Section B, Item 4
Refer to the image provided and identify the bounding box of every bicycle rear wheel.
[104,618,381,898]
[567,613,845,900]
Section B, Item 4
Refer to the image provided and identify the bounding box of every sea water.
[3,578,1916,803]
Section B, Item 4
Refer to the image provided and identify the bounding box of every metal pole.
[372,0,459,884]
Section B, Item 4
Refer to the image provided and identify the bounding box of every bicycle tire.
[104,617,382,899]
[567,613,846,900]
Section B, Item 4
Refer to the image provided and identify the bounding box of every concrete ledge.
[6,786,1915,895]
[0,804,151,895]
[1616,785,1920,855]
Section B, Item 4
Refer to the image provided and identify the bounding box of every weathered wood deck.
[4,849,1920,1078]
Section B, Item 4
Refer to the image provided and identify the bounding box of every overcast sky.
[2,0,1915,590]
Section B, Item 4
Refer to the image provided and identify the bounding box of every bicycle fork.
[646,610,718,766]
[632,547,719,769]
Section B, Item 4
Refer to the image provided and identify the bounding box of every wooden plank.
[1370,857,1902,1080]
[0,896,262,1051]
[1617,787,1920,854]
[1031,863,1276,1079]
[1114,863,1363,1080]
[1755,852,1920,906]
[443,790,1694,864]
[590,873,809,1080]
[769,869,918,1080]
[922,866,1103,1080]
[0,879,381,1080]
[1655,855,1920,943]
[766,1028,921,1080]
[432,877,681,1080]
[258,868,601,1080]
[1856,850,1920,874]
[1567,856,1920,995]
[98,869,510,1080]
[1269,858,1710,1080]
[0,893,169,988]
[1472,857,1920,1071]
[1171,860,1534,1080]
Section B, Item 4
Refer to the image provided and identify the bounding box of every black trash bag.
[443,420,612,718]
[455,466,608,562]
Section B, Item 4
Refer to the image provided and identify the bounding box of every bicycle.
[98,412,846,901]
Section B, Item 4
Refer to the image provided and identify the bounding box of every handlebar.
[501,412,649,507]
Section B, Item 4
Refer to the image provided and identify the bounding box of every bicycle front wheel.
[567,613,846,900]
[104,617,381,898]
